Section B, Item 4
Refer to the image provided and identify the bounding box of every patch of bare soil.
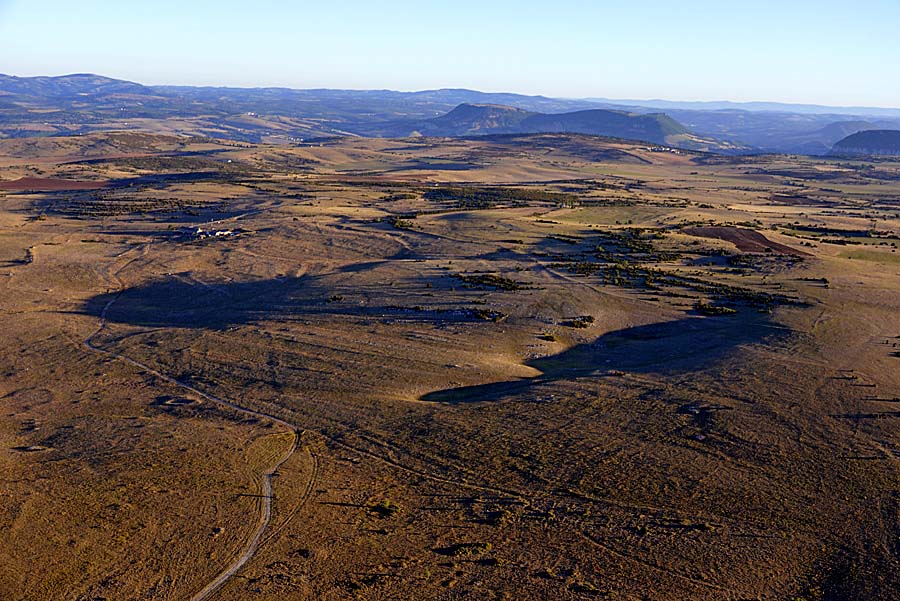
[684,226,810,256]
[0,177,108,191]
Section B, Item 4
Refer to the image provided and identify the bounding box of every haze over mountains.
[358,103,738,151]
[2,73,900,155]
[832,130,900,156]
[588,97,900,118]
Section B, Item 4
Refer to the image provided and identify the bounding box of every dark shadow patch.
[387,159,480,172]
[82,275,317,330]
[11,445,51,453]
[153,395,199,407]
[421,313,787,403]
[80,273,489,330]
[103,171,236,189]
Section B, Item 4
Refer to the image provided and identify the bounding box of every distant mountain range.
[831,130,900,156]
[367,103,686,141]
[360,103,747,152]
[587,97,900,118]
[2,73,899,155]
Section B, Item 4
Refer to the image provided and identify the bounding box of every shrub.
[694,300,737,316]
[568,315,595,328]
[370,500,401,518]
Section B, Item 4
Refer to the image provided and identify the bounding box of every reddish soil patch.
[0,177,108,192]
[684,226,810,256]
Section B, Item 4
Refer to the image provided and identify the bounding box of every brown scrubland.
[0,132,898,600]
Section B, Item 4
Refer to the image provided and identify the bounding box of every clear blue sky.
[1,0,898,107]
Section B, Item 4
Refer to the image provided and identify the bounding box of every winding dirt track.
[81,246,300,601]
[189,433,298,601]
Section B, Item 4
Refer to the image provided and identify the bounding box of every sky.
[1,0,899,107]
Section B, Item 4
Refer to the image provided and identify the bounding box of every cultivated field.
[1,132,899,600]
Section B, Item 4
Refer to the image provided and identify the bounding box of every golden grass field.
[1,132,899,600]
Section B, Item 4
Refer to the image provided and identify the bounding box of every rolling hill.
[0,73,151,98]
[832,130,900,156]
[2,73,898,155]
[415,103,534,135]
[364,103,743,151]
[374,103,686,140]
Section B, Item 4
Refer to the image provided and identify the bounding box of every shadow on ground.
[82,269,465,330]
[421,312,789,403]
[82,275,329,330]
[82,275,791,404]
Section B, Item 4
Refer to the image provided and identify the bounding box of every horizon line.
[2,71,899,113]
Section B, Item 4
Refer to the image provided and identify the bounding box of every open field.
[1,132,899,600]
